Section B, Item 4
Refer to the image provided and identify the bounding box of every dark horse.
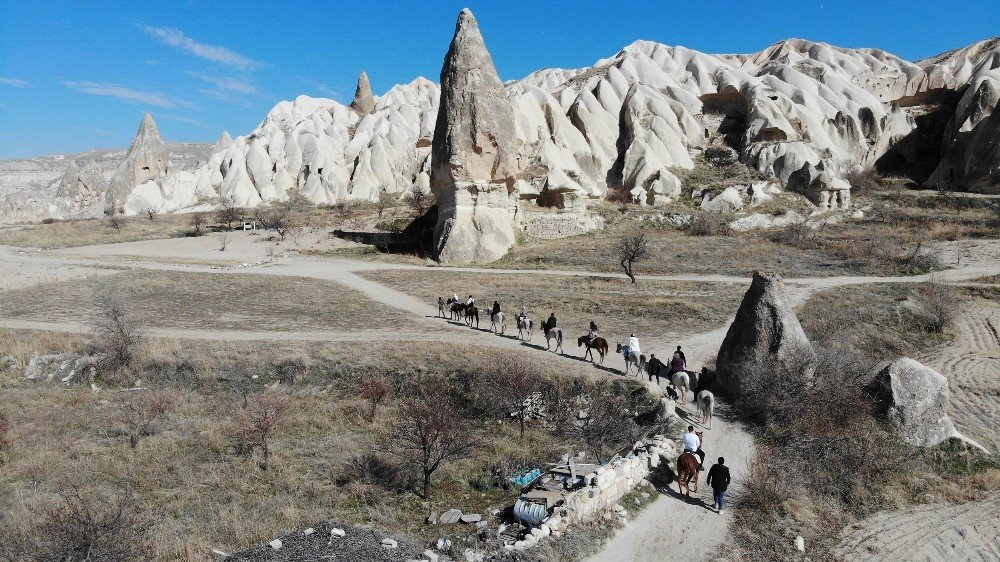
[676,431,704,496]
[464,305,479,328]
[578,335,608,363]
[449,301,466,321]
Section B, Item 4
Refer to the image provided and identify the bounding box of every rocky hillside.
[2,12,997,224]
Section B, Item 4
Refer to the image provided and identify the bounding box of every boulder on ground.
[867,358,988,451]
[25,352,104,385]
[716,271,815,393]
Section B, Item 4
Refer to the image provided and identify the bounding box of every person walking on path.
[706,457,731,514]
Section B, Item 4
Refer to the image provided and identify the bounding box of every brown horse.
[464,305,479,328]
[578,335,608,363]
[676,431,704,496]
[449,302,466,321]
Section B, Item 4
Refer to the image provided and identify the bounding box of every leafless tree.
[116,390,177,449]
[93,284,145,372]
[143,208,156,221]
[216,195,241,231]
[617,230,650,283]
[359,373,390,421]
[218,232,229,252]
[189,212,206,235]
[235,392,289,470]
[105,215,126,234]
[375,183,393,220]
[408,185,431,215]
[481,352,541,439]
[389,383,476,499]
[256,193,308,243]
[575,394,643,462]
[4,489,153,562]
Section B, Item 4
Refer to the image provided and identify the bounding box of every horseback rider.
[516,305,529,323]
[546,312,557,332]
[491,300,501,319]
[587,320,598,344]
[624,333,640,360]
[466,294,476,307]
[682,425,706,471]
[450,293,459,305]
[675,345,687,365]
[668,350,686,376]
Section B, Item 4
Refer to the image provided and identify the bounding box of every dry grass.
[796,283,953,363]
[360,270,744,341]
[0,270,420,332]
[0,335,661,561]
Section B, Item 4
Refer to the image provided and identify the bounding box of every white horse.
[491,311,506,335]
[671,371,690,402]
[616,343,646,377]
[517,317,533,341]
[545,327,563,353]
[697,390,714,429]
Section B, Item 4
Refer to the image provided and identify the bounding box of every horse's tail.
[557,330,563,345]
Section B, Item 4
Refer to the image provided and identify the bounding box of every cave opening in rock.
[699,89,750,152]
[536,188,567,209]
[875,88,964,186]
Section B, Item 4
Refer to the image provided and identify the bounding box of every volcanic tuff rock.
[868,358,987,451]
[430,8,520,263]
[56,159,106,219]
[715,271,816,393]
[351,70,376,115]
[107,112,168,213]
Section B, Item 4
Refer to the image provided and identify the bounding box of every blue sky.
[0,0,996,159]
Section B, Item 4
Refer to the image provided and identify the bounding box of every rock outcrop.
[56,160,106,219]
[868,358,987,451]
[350,70,376,115]
[429,8,519,263]
[716,271,816,393]
[107,113,169,214]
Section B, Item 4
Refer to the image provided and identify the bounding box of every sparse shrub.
[41,217,56,225]
[771,220,825,249]
[375,183,393,220]
[843,168,884,194]
[359,373,390,421]
[616,230,649,283]
[388,381,476,499]
[480,352,541,439]
[93,284,144,373]
[4,489,153,562]
[0,410,11,457]
[917,279,959,332]
[687,214,726,236]
[704,145,739,167]
[115,390,176,449]
[407,185,432,215]
[105,215,126,234]
[143,208,156,221]
[218,232,229,251]
[574,393,643,462]
[256,193,309,243]
[234,391,289,471]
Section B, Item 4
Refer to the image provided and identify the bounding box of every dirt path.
[834,494,1000,561]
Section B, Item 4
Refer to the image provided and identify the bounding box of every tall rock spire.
[429,8,519,264]
[107,112,168,214]
[350,70,376,115]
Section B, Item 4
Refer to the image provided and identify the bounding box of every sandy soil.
[918,298,1000,453]
[835,494,1000,561]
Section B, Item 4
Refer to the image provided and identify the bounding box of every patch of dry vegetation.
[0,270,420,332]
[0,338,662,560]
[360,270,743,341]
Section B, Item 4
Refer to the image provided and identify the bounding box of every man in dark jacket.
[646,353,666,384]
[706,457,731,514]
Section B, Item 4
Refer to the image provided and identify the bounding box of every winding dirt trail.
[3,237,1000,561]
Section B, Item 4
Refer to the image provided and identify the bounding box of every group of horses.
[439,297,716,496]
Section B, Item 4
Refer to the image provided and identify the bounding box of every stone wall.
[509,435,678,551]
[522,211,605,240]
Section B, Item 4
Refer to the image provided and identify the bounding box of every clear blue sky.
[0,0,995,159]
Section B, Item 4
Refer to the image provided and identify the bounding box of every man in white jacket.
[627,333,641,359]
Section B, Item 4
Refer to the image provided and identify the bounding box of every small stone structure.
[507,435,678,551]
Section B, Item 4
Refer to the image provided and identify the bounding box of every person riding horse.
[682,425,706,471]
[466,295,475,307]
[491,300,501,319]
[667,350,686,376]
[587,320,598,344]
[543,312,557,335]
[623,333,641,360]
[516,305,529,323]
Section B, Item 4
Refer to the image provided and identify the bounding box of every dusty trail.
[835,494,1000,561]
[3,238,1000,561]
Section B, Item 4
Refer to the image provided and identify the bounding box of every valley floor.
[1,231,999,560]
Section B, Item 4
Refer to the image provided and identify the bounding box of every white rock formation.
[429,8,519,264]
[107,113,169,213]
